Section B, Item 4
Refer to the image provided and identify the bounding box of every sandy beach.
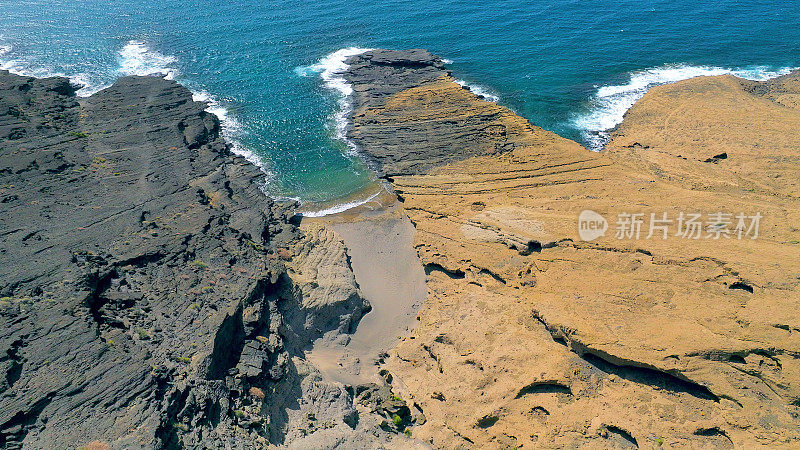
[302,200,427,385]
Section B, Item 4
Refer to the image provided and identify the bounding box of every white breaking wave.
[0,47,101,97]
[294,47,507,217]
[455,79,500,103]
[292,47,390,217]
[0,40,177,97]
[0,38,269,183]
[299,191,382,217]
[0,58,26,74]
[0,43,56,79]
[114,41,268,178]
[0,42,26,76]
[295,47,373,156]
[77,40,179,96]
[117,40,178,79]
[71,73,109,97]
[573,64,797,150]
[191,89,273,184]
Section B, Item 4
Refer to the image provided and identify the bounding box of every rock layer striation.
[0,71,410,448]
[345,50,800,448]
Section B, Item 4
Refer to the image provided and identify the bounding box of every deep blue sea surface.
[1,0,798,211]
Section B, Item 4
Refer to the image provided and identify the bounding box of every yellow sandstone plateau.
[343,50,800,448]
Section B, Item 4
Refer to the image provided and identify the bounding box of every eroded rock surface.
[0,71,408,448]
[345,50,800,448]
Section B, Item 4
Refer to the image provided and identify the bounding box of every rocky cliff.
[0,71,411,448]
[4,49,799,449]
[345,50,800,448]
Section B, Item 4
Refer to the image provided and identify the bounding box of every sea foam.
[114,42,250,167]
[295,47,373,156]
[439,56,499,102]
[573,64,797,150]
[0,45,99,97]
[455,79,500,103]
[74,41,180,96]
[0,42,55,79]
[0,38,269,184]
[118,40,178,80]
[0,40,174,97]
[299,191,382,218]
[71,73,109,97]
[190,89,275,187]
[116,41,269,178]
[292,47,398,217]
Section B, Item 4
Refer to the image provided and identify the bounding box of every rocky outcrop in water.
[0,71,404,448]
[345,50,800,448]
[346,49,510,176]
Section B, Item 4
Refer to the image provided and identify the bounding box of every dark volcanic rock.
[0,71,373,448]
[345,49,512,176]
[345,49,446,108]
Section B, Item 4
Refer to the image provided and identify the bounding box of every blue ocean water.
[1,0,798,210]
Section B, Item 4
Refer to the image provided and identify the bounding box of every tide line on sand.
[292,47,390,217]
[299,190,384,218]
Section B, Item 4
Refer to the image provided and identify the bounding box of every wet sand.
[302,202,427,385]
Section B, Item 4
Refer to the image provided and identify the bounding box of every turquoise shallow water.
[1,0,798,209]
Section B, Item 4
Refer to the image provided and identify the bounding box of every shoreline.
[292,57,800,392]
[0,70,428,448]
[296,179,395,218]
[4,39,796,206]
[575,63,799,150]
[281,57,799,216]
[3,44,800,447]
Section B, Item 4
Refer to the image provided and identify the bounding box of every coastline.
[4,37,796,213]
[296,180,394,218]
[288,54,798,218]
[0,39,278,189]
[574,63,799,150]
[0,71,303,447]
[3,42,800,448]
